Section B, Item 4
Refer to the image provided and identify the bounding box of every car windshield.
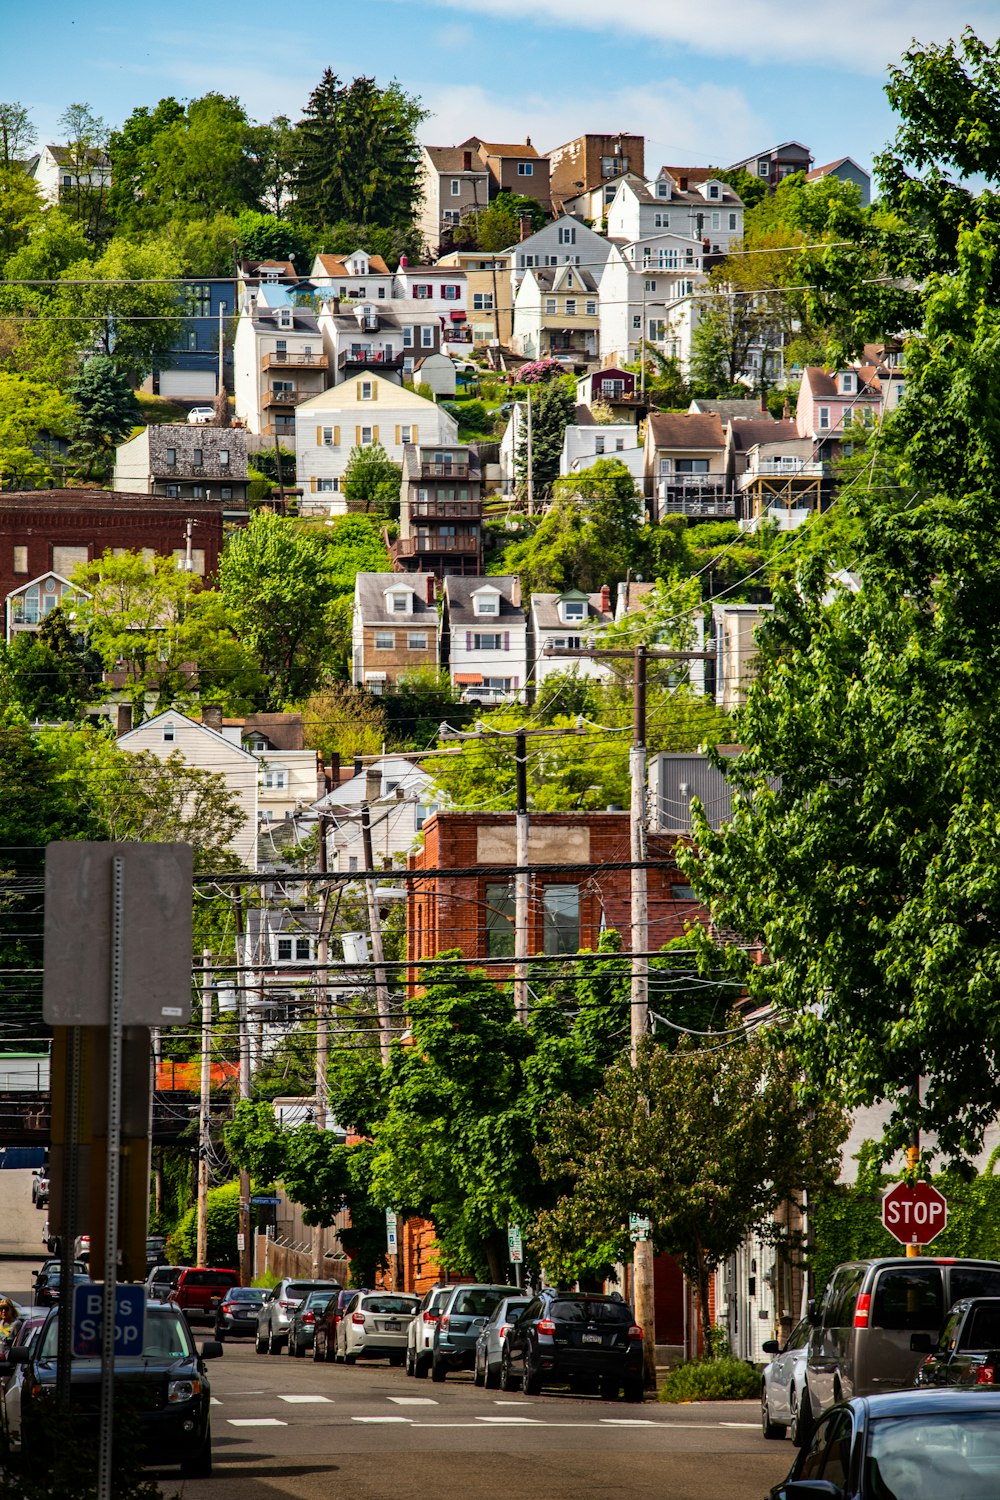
[549,1300,633,1324]
[867,1412,1000,1497]
[962,1304,1000,1351]
[39,1309,195,1361]
[361,1296,419,1315]
[302,1292,333,1309]
[184,1272,237,1287]
[287,1283,335,1298]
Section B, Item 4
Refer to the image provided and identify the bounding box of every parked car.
[913,1297,1000,1388]
[187,406,215,425]
[33,1259,86,1291]
[145,1235,169,1272]
[215,1286,266,1341]
[805,1256,1000,1438]
[168,1267,240,1326]
[474,1295,530,1389]
[146,1264,188,1305]
[30,1172,47,1208]
[0,1303,221,1478]
[766,1386,1000,1499]
[0,1315,44,1393]
[406,1285,451,1379]
[761,1317,813,1443]
[431,1283,520,1383]
[313,1289,364,1363]
[336,1291,419,1367]
[33,1269,91,1307]
[287,1291,335,1358]
[501,1290,643,1401]
[255,1278,340,1355]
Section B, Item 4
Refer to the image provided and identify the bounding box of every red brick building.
[0,490,225,630]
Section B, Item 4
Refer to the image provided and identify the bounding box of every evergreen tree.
[515,381,575,501]
[66,356,141,480]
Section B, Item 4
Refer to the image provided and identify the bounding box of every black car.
[215,1286,266,1341]
[501,1290,643,1401]
[1,1303,221,1479]
[913,1296,1000,1388]
[766,1386,1000,1498]
[146,1264,188,1305]
[33,1269,91,1307]
[288,1291,335,1358]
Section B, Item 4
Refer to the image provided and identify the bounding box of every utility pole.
[360,803,392,1064]
[196,950,212,1268]
[217,301,224,395]
[514,729,530,1024]
[312,815,330,1278]
[525,387,534,516]
[234,894,253,1289]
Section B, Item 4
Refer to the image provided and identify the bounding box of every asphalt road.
[0,1261,793,1500]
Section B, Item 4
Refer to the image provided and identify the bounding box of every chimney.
[328,752,340,791]
[511,576,522,608]
[425,574,436,605]
[202,703,223,732]
[599,584,612,614]
[399,254,409,269]
[525,136,532,148]
[519,214,533,242]
[759,393,769,415]
[462,149,473,172]
[116,702,133,737]
[365,767,382,804]
[782,398,791,419]
[679,176,688,191]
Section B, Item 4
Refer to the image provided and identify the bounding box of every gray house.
[113,424,249,511]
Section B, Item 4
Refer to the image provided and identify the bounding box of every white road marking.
[227,1418,287,1428]
[720,1422,761,1429]
[475,1416,543,1424]
[210,1397,222,1406]
[278,1394,332,1404]
[387,1396,438,1405]
[493,1400,536,1405]
[600,1418,657,1426]
[352,1416,413,1423]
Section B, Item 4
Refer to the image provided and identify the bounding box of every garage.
[157,369,217,399]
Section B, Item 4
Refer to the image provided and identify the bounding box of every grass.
[136,392,191,425]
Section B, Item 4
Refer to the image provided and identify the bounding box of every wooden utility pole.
[196,950,212,1268]
[361,803,392,1064]
[312,815,330,1278]
[514,729,530,1023]
[234,895,253,1289]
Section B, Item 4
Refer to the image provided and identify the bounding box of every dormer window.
[473,592,500,617]
[657,181,669,198]
[840,372,855,394]
[561,598,586,623]
[389,592,411,613]
[708,183,720,199]
[277,306,292,329]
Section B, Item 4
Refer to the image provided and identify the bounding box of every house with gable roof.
[512,262,600,363]
[352,571,440,694]
[529,587,615,687]
[441,575,527,705]
[727,141,814,191]
[416,145,491,257]
[232,287,328,438]
[309,249,394,302]
[805,157,871,206]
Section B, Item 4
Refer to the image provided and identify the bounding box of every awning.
[453,673,484,685]
[449,310,465,320]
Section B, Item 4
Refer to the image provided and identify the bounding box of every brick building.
[0,491,225,638]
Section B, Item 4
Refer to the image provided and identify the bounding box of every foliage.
[0,101,35,167]
[514,379,575,503]
[455,191,547,253]
[341,442,402,516]
[0,371,72,488]
[501,459,639,593]
[381,666,472,749]
[706,165,769,211]
[0,610,103,722]
[66,355,141,479]
[519,359,569,386]
[234,209,311,268]
[3,1394,168,1500]
[57,102,112,245]
[536,1032,846,1338]
[169,1178,240,1267]
[658,1356,760,1401]
[218,512,346,707]
[302,679,387,763]
[294,70,426,232]
[0,163,43,265]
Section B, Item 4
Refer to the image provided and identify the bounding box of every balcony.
[657,475,734,518]
[261,351,329,370]
[742,458,827,481]
[408,500,481,521]
[393,535,480,557]
[420,460,470,480]
[262,390,313,409]
[338,349,405,371]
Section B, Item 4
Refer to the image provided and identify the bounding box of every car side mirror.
[910,1332,934,1353]
[10,1347,29,1365]
[200,1340,224,1360]
[762,1339,781,1355]
[807,1299,821,1327]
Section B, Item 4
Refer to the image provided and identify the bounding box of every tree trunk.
[484,1230,506,1285]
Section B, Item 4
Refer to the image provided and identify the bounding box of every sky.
[5,1,1000,181]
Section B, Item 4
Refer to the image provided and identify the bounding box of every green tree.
[248,115,299,218]
[293,71,426,231]
[57,102,112,245]
[218,511,343,707]
[0,102,35,166]
[234,210,310,267]
[57,236,181,383]
[303,680,387,762]
[537,1032,846,1342]
[0,610,103,723]
[66,355,141,479]
[516,380,575,502]
[0,165,43,265]
[341,441,401,515]
[455,191,547,253]
[0,371,72,488]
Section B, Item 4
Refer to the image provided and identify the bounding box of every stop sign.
[881,1181,948,1245]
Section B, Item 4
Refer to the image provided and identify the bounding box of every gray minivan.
[805,1257,1000,1438]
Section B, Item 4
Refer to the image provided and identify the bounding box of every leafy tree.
[57,102,112,245]
[341,441,401,515]
[294,70,426,231]
[154,211,239,277]
[311,219,424,268]
[218,511,344,707]
[502,459,640,593]
[515,379,575,502]
[234,210,310,267]
[66,355,141,479]
[537,1032,846,1342]
[381,666,472,748]
[0,165,43,265]
[0,102,35,166]
[0,610,103,722]
[56,237,181,382]
[455,191,547,253]
[303,680,386,762]
[0,371,72,488]
[706,164,769,211]
[248,114,299,218]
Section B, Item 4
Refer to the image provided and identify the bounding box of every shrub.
[658,1356,760,1404]
[168,1179,240,1267]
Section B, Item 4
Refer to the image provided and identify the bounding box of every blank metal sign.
[43,842,194,1026]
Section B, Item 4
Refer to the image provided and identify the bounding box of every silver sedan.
[336,1292,420,1366]
[761,1317,812,1443]
[474,1296,530,1389]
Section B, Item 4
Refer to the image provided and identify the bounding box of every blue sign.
[250,1195,280,1206]
[72,1284,145,1358]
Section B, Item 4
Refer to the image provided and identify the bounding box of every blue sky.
[6,2,1000,181]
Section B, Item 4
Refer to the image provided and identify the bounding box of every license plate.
[384,1321,402,1331]
[582,1334,603,1344]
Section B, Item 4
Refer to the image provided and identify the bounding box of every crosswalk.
[218,1395,756,1432]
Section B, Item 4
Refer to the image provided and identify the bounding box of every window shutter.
[356,382,362,400]
[412,425,419,444]
[503,631,509,651]
[372,383,378,400]
[315,426,322,445]
[394,425,400,445]
[373,424,380,444]
[355,425,361,446]
[310,476,317,491]
[466,631,471,651]
[334,426,340,446]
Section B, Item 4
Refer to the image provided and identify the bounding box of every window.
[671,884,697,900]
[565,299,577,315]
[818,406,831,430]
[421,325,435,348]
[192,447,203,466]
[390,593,409,612]
[218,448,230,466]
[403,326,414,347]
[276,936,314,963]
[562,599,585,621]
[521,254,537,268]
[840,372,855,393]
[600,155,626,178]
[192,485,204,498]
[165,448,176,467]
[676,459,710,474]
[543,885,580,954]
[632,315,641,329]
[473,594,498,615]
[360,426,374,445]
[517,162,534,176]
[711,212,720,230]
[360,380,374,400]
[486,881,515,957]
[162,722,175,743]
[545,297,556,314]
[473,632,502,650]
[585,300,597,316]
[472,292,494,311]
[450,179,461,196]
[400,425,412,444]
[729,212,738,230]
[321,426,337,446]
[407,632,428,650]
[165,484,179,498]
[221,486,232,499]
[757,158,770,177]
[604,184,617,204]
[558,225,576,245]
[316,478,338,492]
[544,254,558,266]
[708,183,720,199]
[595,437,605,455]
[644,279,657,292]
[375,631,395,649]
[871,1266,943,1331]
[413,284,433,299]
[654,212,669,228]
[13,546,27,574]
[262,767,288,790]
[442,284,461,300]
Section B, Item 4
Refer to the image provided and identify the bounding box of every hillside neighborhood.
[1,23,1000,1496]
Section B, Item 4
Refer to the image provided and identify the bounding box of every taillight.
[537,1319,556,1335]
[279,1300,297,1310]
[423,1310,439,1323]
[439,1315,450,1331]
[499,1324,510,1340]
[352,1311,366,1325]
[303,1312,315,1325]
[628,1324,642,1340]
[978,1364,996,1386]
[853,1294,871,1328]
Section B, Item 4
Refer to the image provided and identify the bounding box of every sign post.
[881,1181,948,1248]
[507,1224,523,1288]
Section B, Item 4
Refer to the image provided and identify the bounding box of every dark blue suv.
[501,1290,644,1401]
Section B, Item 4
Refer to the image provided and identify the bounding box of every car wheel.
[790,1386,813,1448]
[215,1330,226,1343]
[474,1352,485,1387]
[499,1350,519,1392]
[180,1428,213,1480]
[405,1345,415,1377]
[761,1383,787,1440]
[623,1378,644,1404]
[431,1356,447,1383]
[255,1329,267,1354]
[287,1333,295,1357]
[344,1351,357,1366]
[523,1350,543,1397]
[312,1338,324,1362]
[484,1358,501,1390]
[268,1328,282,1355]
[414,1353,430,1380]
[295,1337,306,1358]
[599,1375,619,1402]
[389,1352,405,1368]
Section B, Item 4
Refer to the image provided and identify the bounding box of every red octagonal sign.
[881,1180,948,1246]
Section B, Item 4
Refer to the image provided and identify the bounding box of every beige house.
[417,146,491,258]
[116,710,260,868]
[352,572,440,693]
[435,249,513,347]
[711,604,773,710]
[512,263,599,364]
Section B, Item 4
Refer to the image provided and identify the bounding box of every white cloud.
[397,0,1000,75]
[420,79,770,165]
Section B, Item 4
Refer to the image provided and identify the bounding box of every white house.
[25,144,111,205]
[116,710,260,868]
[316,755,441,873]
[294,375,458,515]
[528,588,615,687]
[310,249,394,301]
[442,575,528,704]
[392,257,470,352]
[610,169,744,255]
[509,216,616,294]
[233,288,328,438]
[597,237,703,370]
[559,420,644,483]
[316,298,445,388]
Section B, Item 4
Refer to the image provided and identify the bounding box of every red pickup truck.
[169,1267,241,1325]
